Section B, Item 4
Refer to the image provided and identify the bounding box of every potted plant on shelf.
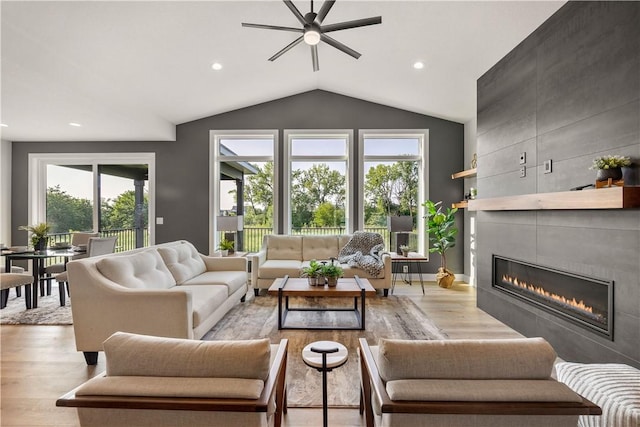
[301,260,323,286]
[423,200,458,288]
[590,155,631,182]
[217,238,234,257]
[19,222,51,251]
[399,245,410,257]
[320,262,343,287]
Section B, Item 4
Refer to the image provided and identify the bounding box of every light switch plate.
[519,152,526,164]
[156,217,164,225]
[520,166,526,178]
[544,159,552,174]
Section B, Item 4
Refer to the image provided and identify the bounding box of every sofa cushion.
[386,379,583,402]
[104,332,271,380]
[182,271,247,296]
[377,338,556,382]
[96,250,176,290]
[259,260,303,279]
[172,285,228,328]
[341,263,382,278]
[265,235,302,260]
[302,236,339,261]
[157,243,206,284]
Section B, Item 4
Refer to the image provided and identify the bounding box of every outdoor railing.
[48,228,149,253]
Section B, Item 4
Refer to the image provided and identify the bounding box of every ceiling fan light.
[304,30,321,45]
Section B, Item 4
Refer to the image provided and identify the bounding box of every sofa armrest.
[380,253,391,279]
[250,251,267,286]
[200,255,247,272]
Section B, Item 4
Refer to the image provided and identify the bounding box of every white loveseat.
[67,240,248,365]
[250,234,392,296]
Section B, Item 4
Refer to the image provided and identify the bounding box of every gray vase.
[596,167,622,182]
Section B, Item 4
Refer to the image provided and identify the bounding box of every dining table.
[2,248,81,309]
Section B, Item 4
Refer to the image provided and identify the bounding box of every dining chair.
[55,236,117,306]
[42,232,99,295]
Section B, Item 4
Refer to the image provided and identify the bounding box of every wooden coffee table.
[267,276,376,330]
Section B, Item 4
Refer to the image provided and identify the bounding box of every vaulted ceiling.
[1,1,564,142]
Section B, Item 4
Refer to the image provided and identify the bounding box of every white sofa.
[359,337,601,427]
[250,234,392,296]
[67,240,248,365]
[57,332,288,427]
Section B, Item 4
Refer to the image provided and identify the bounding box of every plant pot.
[326,277,338,287]
[401,250,409,257]
[220,249,229,257]
[34,237,48,252]
[596,167,622,182]
[307,277,319,286]
[436,267,455,288]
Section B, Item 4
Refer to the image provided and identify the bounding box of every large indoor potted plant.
[423,200,458,288]
[19,222,51,251]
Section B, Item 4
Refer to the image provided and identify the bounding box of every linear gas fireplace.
[492,256,613,339]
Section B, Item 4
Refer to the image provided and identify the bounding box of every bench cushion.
[157,243,206,284]
[386,379,583,402]
[377,338,556,381]
[96,250,175,290]
[104,332,271,380]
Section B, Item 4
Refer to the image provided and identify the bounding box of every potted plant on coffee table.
[423,200,458,288]
[217,238,234,257]
[19,222,51,251]
[320,262,343,287]
[301,260,323,286]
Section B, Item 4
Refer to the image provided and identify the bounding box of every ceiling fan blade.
[283,0,307,25]
[242,23,303,33]
[269,36,304,61]
[321,16,382,33]
[316,0,336,23]
[311,45,319,72]
[320,34,361,59]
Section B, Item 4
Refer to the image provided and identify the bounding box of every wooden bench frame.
[56,339,288,427]
[358,338,601,427]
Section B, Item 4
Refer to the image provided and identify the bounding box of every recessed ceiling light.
[0,123,7,127]
[413,61,425,70]
[211,63,223,71]
[69,122,82,127]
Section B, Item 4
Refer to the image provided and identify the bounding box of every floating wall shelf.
[468,186,640,211]
[452,201,469,209]
[451,168,477,179]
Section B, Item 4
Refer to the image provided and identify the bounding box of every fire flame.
[502,274,594,314]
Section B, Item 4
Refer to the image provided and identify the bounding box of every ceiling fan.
[242,0,382,72]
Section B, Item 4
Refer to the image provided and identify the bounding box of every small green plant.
[19,222,51,247]
[320,263,343,279]
[590,155,631,170]
[218,238,234,251]
[301,260,323,278]
[399,245,410,252]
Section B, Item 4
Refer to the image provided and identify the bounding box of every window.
[359,131,428,254]
[29,153,155,251]
[284,130,352,234]
[210,131,277,253]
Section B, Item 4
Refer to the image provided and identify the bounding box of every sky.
[47,165,137,200]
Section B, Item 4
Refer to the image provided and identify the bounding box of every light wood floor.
[0,281,522,427]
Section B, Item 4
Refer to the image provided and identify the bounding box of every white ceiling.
[1,0,565,142]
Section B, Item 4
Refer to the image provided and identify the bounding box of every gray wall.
[476,2,640,367]
[11,90,465,274]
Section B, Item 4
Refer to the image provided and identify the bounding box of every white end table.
[302,341,348,427]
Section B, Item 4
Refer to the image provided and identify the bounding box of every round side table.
[302,340,348,427]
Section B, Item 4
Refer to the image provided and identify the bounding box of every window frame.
[28,152,156,244]
[210,130,278,253]
[283,129,353,234]
[358,130,429,255]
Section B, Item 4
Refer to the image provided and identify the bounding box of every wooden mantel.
[468,186,640,211]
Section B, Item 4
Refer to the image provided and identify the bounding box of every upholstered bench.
[556,362,640,427]
[359,337,601,427]
[57,332,288,427]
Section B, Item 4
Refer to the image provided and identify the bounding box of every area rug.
[0,284,72,325]
[203,294,448,408]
